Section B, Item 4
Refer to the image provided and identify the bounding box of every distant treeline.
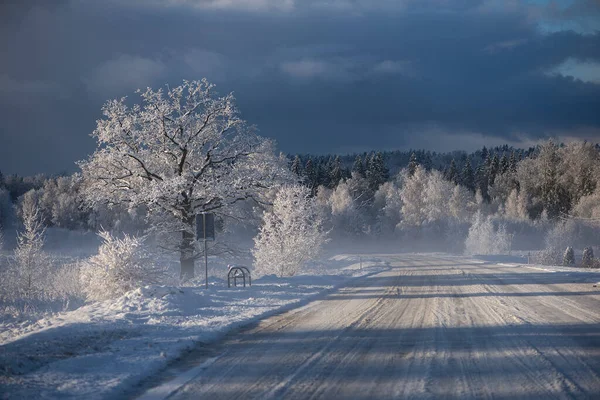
[288,145,537,193]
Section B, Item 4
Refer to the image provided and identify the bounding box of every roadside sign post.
[196,212,215,289]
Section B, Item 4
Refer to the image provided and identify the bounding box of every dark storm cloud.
[0,0,599,174]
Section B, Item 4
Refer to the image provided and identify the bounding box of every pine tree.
[481,146,489,161]
[291,155,303,177]
[509,151,518,173]
[330,156,343,188]
[488,153,499,187]
[408,152,419,176]
[364,152,373,176]
[582,247,594,267]
[352,155,365,177]
[305,158,316,190]
[422,152,433,171]
[462,159,475,191]
[320,158,331,188]
[539,140,569,219]
[475,164,489,201]
[500,153,509,175]
[445,159,459,184]
[563,247,575,266]
[366,152,388,191]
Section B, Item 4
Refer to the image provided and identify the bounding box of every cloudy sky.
[1,0,599,175]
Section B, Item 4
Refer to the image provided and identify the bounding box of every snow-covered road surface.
[142,255,600,399]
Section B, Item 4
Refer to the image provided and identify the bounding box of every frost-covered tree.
[408,152,418,177]
[304,158,318,194]
[253,185,327,277]
[366,152,388,191]
[499,153,509,175]
[509,151,518,174]
[352,155,365,177]
[464,213,511,255]
[516,141,570,220]
[475,164,489,201]
[39,174,89,229]
[330,155,343,188]
[291,155,303,178]
[80,231,169,301]
[582,247,594,267]
[423,170,454,223]
[328,177,368,236]
[449,184,474,222]
[543,220,577,265]
[488,153,500,187]
[560,141,599,204]
[400,166,428,227]
[563,246,575,266]
[373,181,403,234]
[572,189,600,220]
[539,141,569,219]
[462,159,474,192]
[445,159,459,185]
[0,188,11,228]
[504,189,529,221]
[79,80,288,280]
[11,194,50,300]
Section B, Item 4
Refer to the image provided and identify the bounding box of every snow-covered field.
[0,255,388,399]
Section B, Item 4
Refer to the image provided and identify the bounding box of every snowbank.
[0,257,388,399]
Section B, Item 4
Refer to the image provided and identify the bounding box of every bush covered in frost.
[80,231,169,302]
[582,247,594,268]
[563,246,575,266]
[563,246,575,265]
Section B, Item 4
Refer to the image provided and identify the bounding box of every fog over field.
[1,1,600,399]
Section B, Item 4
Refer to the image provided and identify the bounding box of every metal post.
[203,214,208,289]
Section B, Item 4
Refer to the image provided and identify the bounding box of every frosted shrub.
[80,231,169,302]
[544,221,577,253]
[532,221,580,266]
[253,185,328,277]
[52,262,85,308]
[563,247,575,266]
[582,247,594,268]
[464,213,512,255]
[9,200,51,301]
[533,248,561,266]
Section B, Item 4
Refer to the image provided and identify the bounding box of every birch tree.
[253,185,328,277]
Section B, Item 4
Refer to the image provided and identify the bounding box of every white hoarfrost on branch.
[9,195,50,301]
[464,212,512,255]
[80,231,170,302]
[400,166,428,227]
[78,79,290,280]
[253,185,328,277]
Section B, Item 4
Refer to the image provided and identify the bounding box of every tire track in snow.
[144,255,600,400]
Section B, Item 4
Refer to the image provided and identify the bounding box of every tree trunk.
[180,206,196,281]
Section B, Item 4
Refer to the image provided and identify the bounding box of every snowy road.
[142,255,600,399]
